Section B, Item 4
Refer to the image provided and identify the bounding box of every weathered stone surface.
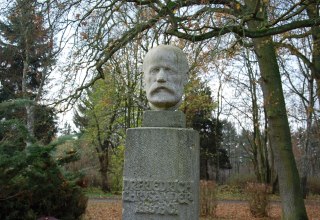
[123,127,199,220]
[142,110,186,128]
[143,45,189,111]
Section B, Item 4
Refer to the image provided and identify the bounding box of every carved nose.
[156,68,167,82]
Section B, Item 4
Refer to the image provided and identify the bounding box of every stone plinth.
[122,111,199,220]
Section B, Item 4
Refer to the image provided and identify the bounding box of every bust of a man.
[143,45,189,110]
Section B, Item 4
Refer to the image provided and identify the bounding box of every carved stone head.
[143,45,189,110]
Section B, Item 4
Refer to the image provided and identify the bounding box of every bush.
[216,184,242,195]
[308,176,320,195]
[56,139,102,188]
[245,182,270,218]
[0,143,88,220]
[226,173,256,192]
[200,180,217,217]
[59,140,125,193]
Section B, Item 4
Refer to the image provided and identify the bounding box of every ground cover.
[84,199,320,220]
[84,186,320,220]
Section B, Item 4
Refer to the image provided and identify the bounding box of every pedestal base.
[122,111,199,220]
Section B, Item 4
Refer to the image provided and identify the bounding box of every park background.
[0,0,320,219]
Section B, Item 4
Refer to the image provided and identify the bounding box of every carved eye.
[150,67,160,74]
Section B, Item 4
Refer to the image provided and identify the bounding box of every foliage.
[0,0,57,147]
[179,55,234,181]
[109,145,125,193]
[0,0,54,100]
[84,187,114,198]
[33,105,57,144]
[73,44,146,192]
[74,76,126,192]
[215,185,245,201]
[292,124,320,197]
[0,119,87,220]
[245,182,270,218]
[181,72,216,127]
[238,128,272,184]
[55,137,101,188]
[192,110,231,180]
[59,1,316,217]
[48,0,320,115]
[0,101,57,146]
[226,173,256,192]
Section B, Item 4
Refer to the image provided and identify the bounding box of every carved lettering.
[123,179,194,215]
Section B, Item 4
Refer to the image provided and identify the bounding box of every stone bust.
[143,45,189,110]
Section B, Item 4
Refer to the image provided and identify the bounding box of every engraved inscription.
[123,180,194,215]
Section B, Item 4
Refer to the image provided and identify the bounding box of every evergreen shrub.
[0,120,87,220]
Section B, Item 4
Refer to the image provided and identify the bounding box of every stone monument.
[122,45,200,220]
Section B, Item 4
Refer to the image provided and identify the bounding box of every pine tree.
[0,116,87,220]
[0,2,87,219]
[0,0,55,141]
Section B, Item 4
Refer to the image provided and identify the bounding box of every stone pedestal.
[122,111,199,220]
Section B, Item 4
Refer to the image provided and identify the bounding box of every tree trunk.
[253,36,308,219]
[22,37,34,147]
[200,156,209,180]
[301,76,315,198]
[98,151,111,192]
[306,1,320,105]
[246,54,269,183]
[244,1,308,218]
[26,105,35,138]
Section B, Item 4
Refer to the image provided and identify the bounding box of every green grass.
[84,185,318,202]
[306,193,320,201]
[215,185,281,201]
[215,185,246,200]
[84,187,118,198]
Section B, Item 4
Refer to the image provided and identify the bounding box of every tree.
[306,0,320,105]
[240,1,306,217]
[181,71,216,127]
[0,2,88,218]
[74,78,123,192]
[273,2,320,197]
[0,0,55,145]
[73,46,146,191]
[0,101,87,220]
[232,48,273,185]
[182,73,230,181]
[50,1,320,218]
[220,120,238,172]
[193,111,231,181]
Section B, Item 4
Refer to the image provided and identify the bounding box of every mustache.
[149,83,176,95]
